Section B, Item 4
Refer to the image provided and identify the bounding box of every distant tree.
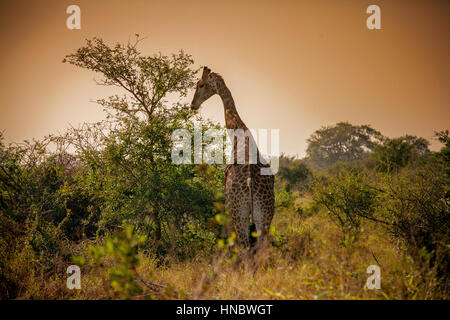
[306,122,383,168]
[277,154,311,192]
[372,135,430,172]
[435,130,450,148]
[435,130,450,178]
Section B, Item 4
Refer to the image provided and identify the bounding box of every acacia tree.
[371,135,430,172]
[63,37,218,246]
[306,122,383,168]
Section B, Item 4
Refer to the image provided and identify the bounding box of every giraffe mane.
[211,72,225,82]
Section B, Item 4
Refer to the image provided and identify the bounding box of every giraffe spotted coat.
[191,67,275,250]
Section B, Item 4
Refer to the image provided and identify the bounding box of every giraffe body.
[191,67,275,250]
[225,163,274,248]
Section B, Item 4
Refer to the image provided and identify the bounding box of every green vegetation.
[0,38,448,299]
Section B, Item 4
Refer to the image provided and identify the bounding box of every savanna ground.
[0,37,448,300]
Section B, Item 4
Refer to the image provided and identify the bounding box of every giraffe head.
[190,66,218,110]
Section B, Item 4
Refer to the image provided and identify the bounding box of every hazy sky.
[0,0,449,156]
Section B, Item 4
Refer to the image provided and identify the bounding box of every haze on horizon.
[0,0,449,157]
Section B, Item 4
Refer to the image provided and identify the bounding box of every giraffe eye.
[199,83,205,88]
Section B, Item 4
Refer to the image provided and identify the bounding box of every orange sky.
[0,0,449,156]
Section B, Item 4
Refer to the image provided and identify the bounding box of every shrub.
[378,159,449,278]
[77,224,147,299]
[313,168,380,243]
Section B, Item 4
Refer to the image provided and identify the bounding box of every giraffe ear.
[202,66,211,80]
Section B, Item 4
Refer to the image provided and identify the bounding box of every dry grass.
[30,202,448,299]
[43,204,447,300]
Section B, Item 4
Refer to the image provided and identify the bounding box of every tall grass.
[35,205,447,300]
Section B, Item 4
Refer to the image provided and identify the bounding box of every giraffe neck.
[214,75,248,130]
[213,74,262,165]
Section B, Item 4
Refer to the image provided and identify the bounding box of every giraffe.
[190,66,275,252]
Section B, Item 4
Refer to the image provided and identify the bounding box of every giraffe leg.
[225,165,251,250]
[229,203,250,249]
[251,174,275,251]
[252,199,271,250]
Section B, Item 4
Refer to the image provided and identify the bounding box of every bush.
[313,156,449,283]
[276,155,311,192]
[313,168,379,243]
[378,159,449,278]
[275,189,295,210]
[79,224,147,299]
